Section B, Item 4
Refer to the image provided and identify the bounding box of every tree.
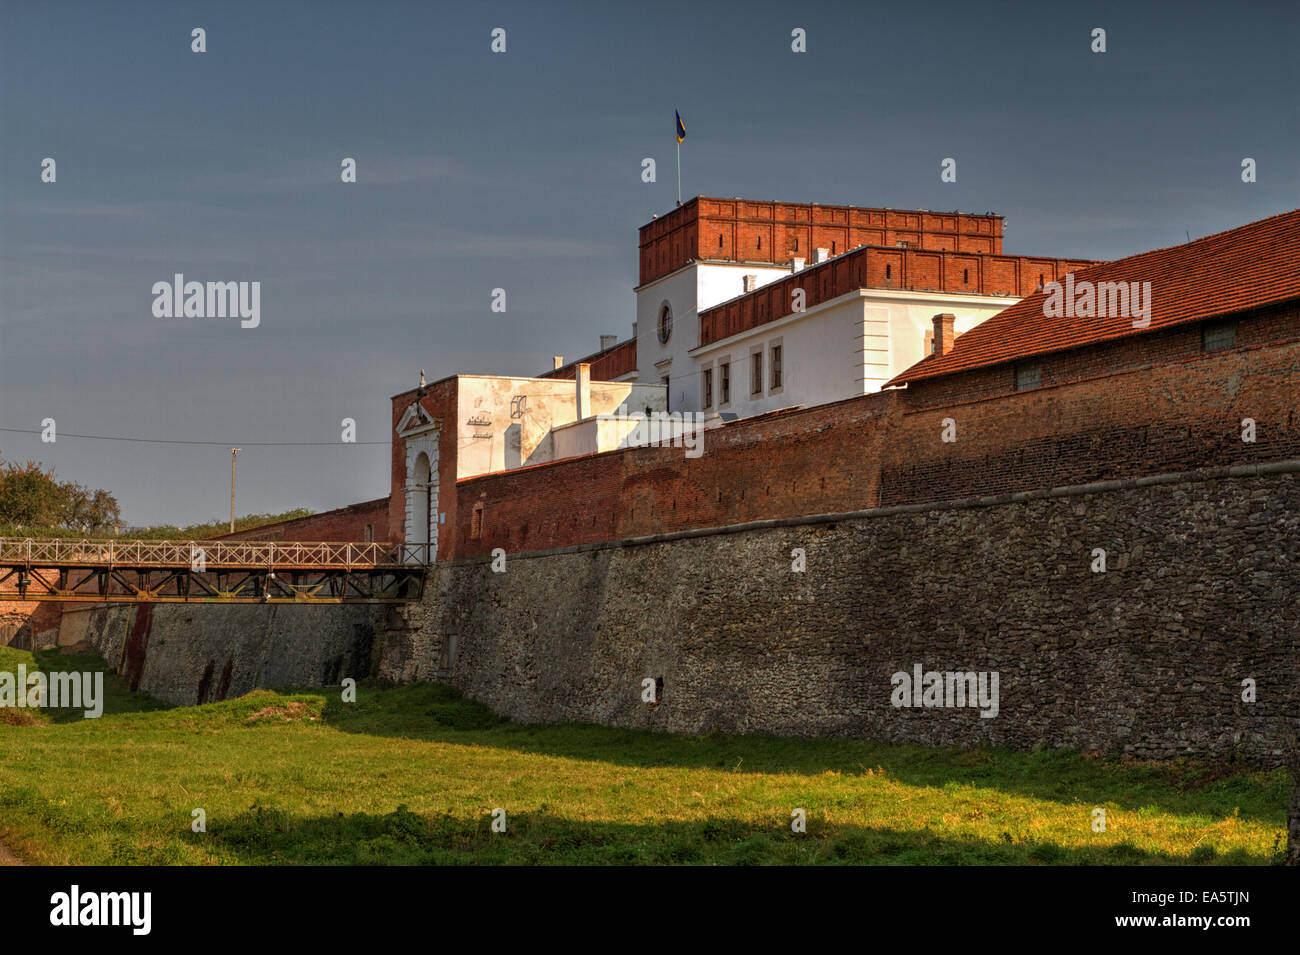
[0,453,121,532]
[0,459,63,527]
[86,489,121,532]
[61,482,91,530]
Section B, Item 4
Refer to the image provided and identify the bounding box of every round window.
[657,302,673,344]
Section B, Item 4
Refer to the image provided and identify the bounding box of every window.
[702,367,713,409]
[363,523,374,542]
[770,343,783,391]
[470,503,485,540]
[718,233,723,248]
[1014,360,1041,391]
[886,265,892,280]
[751,351,764,397]
[719,361,731,405]
[662,375,670,411]
[1202,320,1237,352]
[756,236,761,249]
[793,237,798,251]
[963,268,969,283]
[657,302,672,344]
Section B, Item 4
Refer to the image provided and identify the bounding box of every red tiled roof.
[539,338,637,381]
[886,208,1300,387]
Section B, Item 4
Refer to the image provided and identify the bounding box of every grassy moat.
[0,646,1289,865]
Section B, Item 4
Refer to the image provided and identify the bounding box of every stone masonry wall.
[84,602,383,706]
[377,463,1300,763]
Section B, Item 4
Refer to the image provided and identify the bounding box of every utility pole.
[229,448,241,533]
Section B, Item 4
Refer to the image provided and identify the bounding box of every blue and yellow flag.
[675,110,686,144]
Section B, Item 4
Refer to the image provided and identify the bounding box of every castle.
[35,198,1300,762]
[217,198,1299,568]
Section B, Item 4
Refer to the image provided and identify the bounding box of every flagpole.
[676,139,681,206]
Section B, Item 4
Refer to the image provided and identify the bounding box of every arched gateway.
[396,401,440,564]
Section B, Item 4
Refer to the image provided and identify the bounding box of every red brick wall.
[452,314,1300,559]
[457,393,902,557]
[541,339,637,381]
[880,305,1300,504]
[389,377,461,562]
[904,301,1300,409]
[640,197,1006,285]
[698,246,1094,346]
[211,497,389,543]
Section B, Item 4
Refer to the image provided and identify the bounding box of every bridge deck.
[0,538,427,604]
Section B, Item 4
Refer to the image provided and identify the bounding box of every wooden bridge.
[0,539,427,604]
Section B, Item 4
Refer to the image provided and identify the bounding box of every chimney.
[791,256,806,273]
[742,274,758,293]
[814,248,830,264]
[576,362,592,419]
[553,356,564,369]
[932,314,956,356]
[599,334,618,350]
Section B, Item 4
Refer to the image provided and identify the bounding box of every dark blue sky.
[1,0,1296,526]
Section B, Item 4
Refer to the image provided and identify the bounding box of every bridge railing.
[0,538,408,568]
[396,543,433,565]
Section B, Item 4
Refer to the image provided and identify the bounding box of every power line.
[2,381,683,449]
[0,426,387,446]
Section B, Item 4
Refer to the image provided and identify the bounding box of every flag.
[675,110,686,144]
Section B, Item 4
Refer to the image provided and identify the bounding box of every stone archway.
[408,452,432,562]
[397,401,440,564]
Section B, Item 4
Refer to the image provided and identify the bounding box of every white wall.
[688,289,1018,418]
[552,415,640,461]
[882,292,1012,390]
[455,376,665,477]
[552,410,715,462]
[635,262,789,412]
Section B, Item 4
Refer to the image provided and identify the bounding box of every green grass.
[0,646,1290,865]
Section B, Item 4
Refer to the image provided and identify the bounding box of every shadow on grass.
[1,650,1285,837]
[317,682,1290,829]
[200,804,1270,866]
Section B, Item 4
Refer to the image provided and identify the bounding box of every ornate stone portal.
[396,401,440,564]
